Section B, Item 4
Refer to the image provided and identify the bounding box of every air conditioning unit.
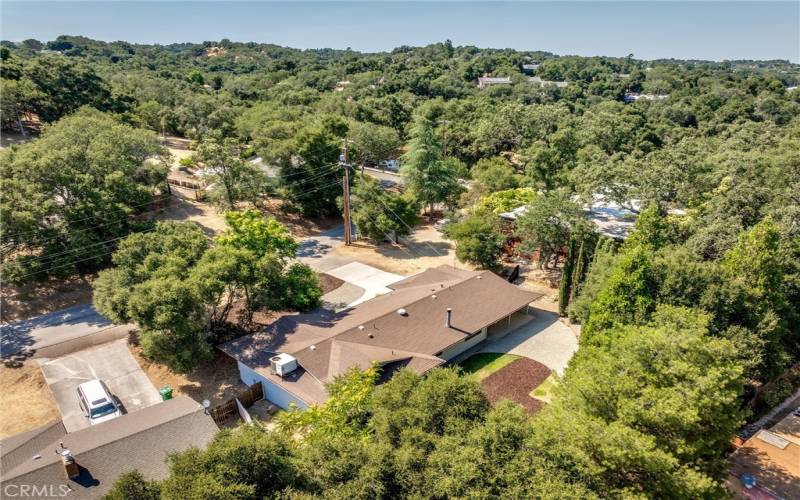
[270,353,298,377]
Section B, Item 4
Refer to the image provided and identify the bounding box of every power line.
[5,195,172,243]
[5,228,158,280]
[368,189,445,257]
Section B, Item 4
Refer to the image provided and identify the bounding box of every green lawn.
[458,353,523,380]
[530,373,558,403]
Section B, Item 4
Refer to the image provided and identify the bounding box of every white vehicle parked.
[379,159,400,172]
[77,379,122,425]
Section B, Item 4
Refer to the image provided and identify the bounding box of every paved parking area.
[38,340,161,432]
[325,262,404,308]
[479,309,578,376]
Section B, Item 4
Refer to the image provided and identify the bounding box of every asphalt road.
[363,167,403,188]
[39,340,161,432]
[0,304,133,359]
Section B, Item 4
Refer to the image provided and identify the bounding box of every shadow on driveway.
[0,305,112,358]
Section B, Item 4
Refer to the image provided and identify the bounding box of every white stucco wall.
[439,330,487,361]
[236,361,308,410]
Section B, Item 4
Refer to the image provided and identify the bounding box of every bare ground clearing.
[130,345,246,408]
[1,274,96,323]
[332,224,472,275]
[0,361,60,438]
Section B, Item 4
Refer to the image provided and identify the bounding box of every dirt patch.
[155,191,228,236]
[130,345,246,407]
[318,273,344,294]
[1,274,96,323]
[0,361,60,438]
[481,358,551,415]
[261,198,340,238]
[332,224,471,276]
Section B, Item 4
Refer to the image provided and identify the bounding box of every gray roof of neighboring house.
[1,420,67,474]
[221,266,541,405]
[500,195,642,240]
[0,397,218,499]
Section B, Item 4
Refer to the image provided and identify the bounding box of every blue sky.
[2,1,798,62]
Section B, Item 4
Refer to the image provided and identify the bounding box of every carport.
[486,309,536,340]
[38,340,162,432]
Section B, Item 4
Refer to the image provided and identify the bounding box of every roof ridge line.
[4,400,206,479]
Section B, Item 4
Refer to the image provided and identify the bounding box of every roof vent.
[368,333,374,339]
[358,325,365,331]
[477,275,482,279]
[431,294,437,299]
[397,308,407,316]
[309,345,316,351]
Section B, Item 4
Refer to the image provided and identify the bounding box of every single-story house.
[521,63,539,74]
[221,266,542,409]
[500,194,640,241]
[529,76,569,88]
[623,92,669,103]
[477,76,512,88]
[0,397,218,499]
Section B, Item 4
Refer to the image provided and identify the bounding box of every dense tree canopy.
[1,108,169,282]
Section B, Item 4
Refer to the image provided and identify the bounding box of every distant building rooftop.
[730,406,800,499]
[529,76,568,88]
[478,76,512,88]
[623,92,669,103]
[499,194,639,240]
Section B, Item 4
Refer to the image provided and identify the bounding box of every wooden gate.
[208,382,263,426]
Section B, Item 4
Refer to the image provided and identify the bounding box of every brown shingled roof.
[221,266,541,405]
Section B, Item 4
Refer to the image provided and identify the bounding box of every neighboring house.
[729,407,800,499]
[0,397,218,499]
[499,194,640,241]
[477,76,512,88]
[521,63,539,74]
[334,80,351,92]
[221,266,542,409]
[529,76,569,88]
[623,92,669,103]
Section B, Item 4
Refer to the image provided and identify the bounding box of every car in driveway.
[77,379,122,425]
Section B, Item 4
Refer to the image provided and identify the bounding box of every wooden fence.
[166,177,202,190]
[208,382,263,426]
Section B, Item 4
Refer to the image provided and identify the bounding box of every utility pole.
[342,138,352,245]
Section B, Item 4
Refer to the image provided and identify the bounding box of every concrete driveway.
[0,304,133,359]
[479,309,578,375]
[325,262,404,307]
[39,340,161,432]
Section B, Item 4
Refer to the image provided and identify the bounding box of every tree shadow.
[0,305,111,358]
[373,240,452,260]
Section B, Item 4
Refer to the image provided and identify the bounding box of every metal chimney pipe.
[446,308,452,328]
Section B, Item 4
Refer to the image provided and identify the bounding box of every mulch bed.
[318,273,345,294]
[480,358,552,415]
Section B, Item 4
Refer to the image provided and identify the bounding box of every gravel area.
[480,358,551,415]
